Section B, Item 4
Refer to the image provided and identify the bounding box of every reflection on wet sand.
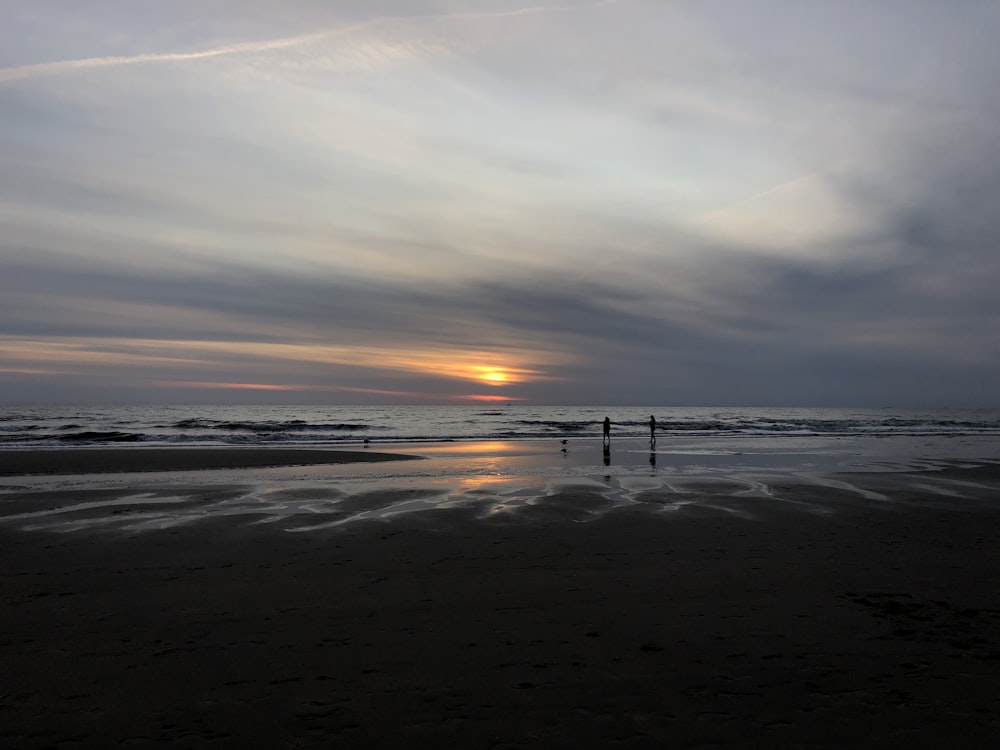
[4,459,998,534]
[3,438,1000,533]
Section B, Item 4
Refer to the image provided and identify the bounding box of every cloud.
[0,31,329,83]
[0,0,622,83]
[2,0,999,405]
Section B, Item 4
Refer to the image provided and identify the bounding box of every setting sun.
[475,367,510,386]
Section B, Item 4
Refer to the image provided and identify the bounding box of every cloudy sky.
[2,1,998,406]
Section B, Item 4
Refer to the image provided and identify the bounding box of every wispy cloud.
[0,30,333,83]
[0,0,621,83]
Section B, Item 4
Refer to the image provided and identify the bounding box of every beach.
[2,440,1000,748]
[0,447,420,477]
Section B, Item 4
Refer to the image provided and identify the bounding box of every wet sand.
[2,449,1000,747]
[0,447,418,476]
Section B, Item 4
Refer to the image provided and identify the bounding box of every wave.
[514,419,594,432]
[171,418,372,433]
[58,431,146,443]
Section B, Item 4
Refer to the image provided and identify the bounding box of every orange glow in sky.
[0,335,571,400]
[155,381,307,391]
[154,380,525,402]
[460,393,523,402]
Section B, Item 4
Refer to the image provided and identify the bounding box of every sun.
[473,366,511,386]
[469,365,517,385]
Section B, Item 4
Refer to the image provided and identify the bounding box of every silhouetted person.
[603,416,611,445]
[649,414,656,445]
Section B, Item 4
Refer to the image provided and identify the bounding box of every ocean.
[2,404,999,448]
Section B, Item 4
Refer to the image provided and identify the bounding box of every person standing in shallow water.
[603,416,611,445]
[649,414,656,445]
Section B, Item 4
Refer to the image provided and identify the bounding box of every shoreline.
[3,432,1000,477]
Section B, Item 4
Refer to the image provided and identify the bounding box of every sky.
[2,0,999,407]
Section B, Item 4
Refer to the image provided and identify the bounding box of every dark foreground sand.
[2,453,1000,748]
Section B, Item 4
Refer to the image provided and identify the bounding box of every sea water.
[2,404,1000,448]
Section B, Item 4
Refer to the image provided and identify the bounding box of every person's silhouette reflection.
[603,443,611,466]
[649,450,656,468]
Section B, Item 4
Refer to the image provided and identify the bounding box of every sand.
[2,446,1000,748]
[0,447,418,476]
